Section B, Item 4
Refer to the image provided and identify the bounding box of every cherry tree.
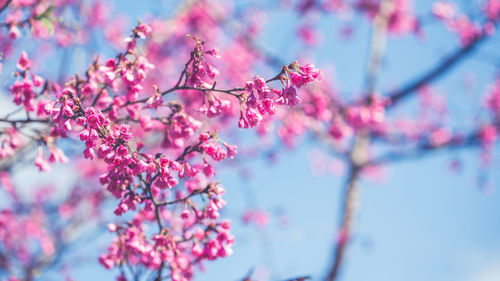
[0,0,498,281]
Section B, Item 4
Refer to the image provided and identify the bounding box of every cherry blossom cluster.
[432,0,500,45]
[0,168,105,280]
[9,51,45,112]
[356,0,418,35]
[99,184,234,281]
[344,94,388,131]
[295,0,419,37]
[239,62,323,128]
[242,208,270,228]
[0,16,323,280]
[479,78,500,163]
[0,0,110,45]
[0,126,22,159]
[485,77,500,119]
[0,0,58,40]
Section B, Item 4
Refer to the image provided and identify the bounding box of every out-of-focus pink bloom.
[242,209,270,228]
[17,51,31,71]
[429,128,452,147]
[34,148,51,172]
[432,1,457,20]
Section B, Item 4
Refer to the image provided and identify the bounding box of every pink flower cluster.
[432,0,500,46]
[0,126,22,159]
[99,183,234,281]
[1,9,324,280]
[356,0,418,35]
[345,95,388,130]
[239,62,323,128]
[0,170,104,281]
[0,209,55,260]
[1,0,103,41]
[485,78,500,117]
[185,38,221,88]
[9,52,44,112]
[484,0,500,22]
[242,208,270,228]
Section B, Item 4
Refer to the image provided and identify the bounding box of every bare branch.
[387,23,496,108]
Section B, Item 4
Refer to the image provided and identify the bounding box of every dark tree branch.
[371,130,481,165]
[326,164,361,281]
[387,25,495,108]
[282,276,311,281]
[0,0,11,14]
